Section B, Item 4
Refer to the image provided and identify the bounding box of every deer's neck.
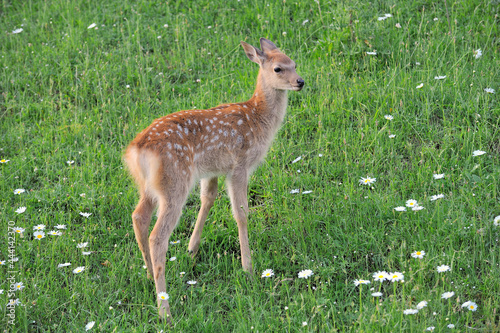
[248,71,289,137]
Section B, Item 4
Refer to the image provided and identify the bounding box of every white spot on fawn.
[237,119,244,126]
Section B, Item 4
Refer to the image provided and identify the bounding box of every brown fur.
[124,38,304,322]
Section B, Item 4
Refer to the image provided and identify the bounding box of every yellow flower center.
[416,252,421,255]
[37,235,42,238]
[469,305,474,309]
[1,159,5,162]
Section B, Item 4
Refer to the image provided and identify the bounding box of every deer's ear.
[241,41,266,65]
[259,38,279,53]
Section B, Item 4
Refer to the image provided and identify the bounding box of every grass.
[1,0,499,331]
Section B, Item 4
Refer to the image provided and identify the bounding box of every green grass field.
[1,0,499,331]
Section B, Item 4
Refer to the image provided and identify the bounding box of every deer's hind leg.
[149,174,193,322]
[132,192,155,279]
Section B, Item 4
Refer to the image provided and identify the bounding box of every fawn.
[124,38,304,321]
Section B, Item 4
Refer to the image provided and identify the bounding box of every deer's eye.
[274,67,281,73]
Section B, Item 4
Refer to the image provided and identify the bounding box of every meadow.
[1,0,499,331]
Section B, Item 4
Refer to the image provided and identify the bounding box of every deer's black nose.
[297,78,305,87]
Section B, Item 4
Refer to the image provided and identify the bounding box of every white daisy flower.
[447,324,455,328]
[395,23,401,28]
[484,88,495,94]
[8,299,21,306]
[416,301,428,309]
[441,291,455,299]
[384,115,394,120]
[48,230,62,236]
[169,257,176,261]
[437,265,451,273]
[12,28,23,34]
[170,240,180,245]
[0,159,10,163]
[261,269,274,278]
[14,282,25,291]
[388,271,404,282]
[494,215,500,227]
[158,291,169,300]
[302,190,313,194]
[426,326,435,331]
[416,83,424,89]
[298,269,313,279]
[354,279,370,286]
[405,199,418,208]
[34,231,45,240]
[77,242,88,248]
[359,176,376,185]
[58,263,71,268]
[472,150,486,156]
[430,194,444,201]
[434,75,446,80]
[367,51,377,55]
[389,134,396,138]
[85,321,95,331]
[371,292,383,297]
[412,205,424,211]
[411,250,425,259]
[87,23,97,29]
[15,207,27,214]
[187,280,197,285]
[403,309,418,315]
[302,321,308,326]
[55,224,67,229]
[373,271,389,282]
[462,301,478,311]
[13,189,25,195]
[291,156,302,164]
[473,49,482,59]
[394,206,406,212]
[79,212,92,218]
[433,173,445,179]
[290,189,300,194]
[67,160,75,165]
[82,251,92,255]
[73,266,85,274]
[33,224,45,230]
[14,227,25,234]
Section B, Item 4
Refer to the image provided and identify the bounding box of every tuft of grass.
[1,0,499,331]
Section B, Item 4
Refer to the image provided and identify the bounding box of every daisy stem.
[359,286,362,317]
[400,281,405,330]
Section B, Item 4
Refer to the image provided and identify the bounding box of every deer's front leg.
[226,169,252,273]
[188,177,218,256]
